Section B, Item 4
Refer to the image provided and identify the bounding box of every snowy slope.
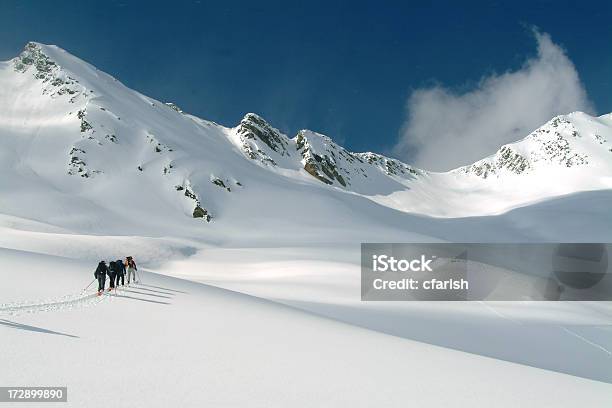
[2,42,612,405]
[1,248,611,408]
[376,112,612,217]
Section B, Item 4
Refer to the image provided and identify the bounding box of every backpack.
[95,262,106,278]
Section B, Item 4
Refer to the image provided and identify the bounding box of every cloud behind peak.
[394,30,594,171]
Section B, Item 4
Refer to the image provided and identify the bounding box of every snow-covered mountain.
[2,42,612,240]
[3,43,612,405]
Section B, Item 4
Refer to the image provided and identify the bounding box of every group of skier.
[93,256,138,295]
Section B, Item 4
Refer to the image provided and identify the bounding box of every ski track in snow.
[481,299,612,359]
[481,300,612,358]
[478,301,523,325]
[0,287,125,316]
[559,325,612,357]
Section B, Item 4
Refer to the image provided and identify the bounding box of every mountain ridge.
[1,41,611,236]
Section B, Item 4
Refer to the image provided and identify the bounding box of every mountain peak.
[455,111,612,179]
[8,41,91,104]
[13,42,58,77]
[241,112,266,123]
[22,41,46,53]
[235,112,290,163]
[22,41,43,52]
[295,130,350,186]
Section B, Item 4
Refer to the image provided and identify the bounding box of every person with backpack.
[115,258,126,286]
[126,256,138,284]
[107,261,118,291]
[94,261,108,296]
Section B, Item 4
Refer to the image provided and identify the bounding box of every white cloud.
[394,30,594,171]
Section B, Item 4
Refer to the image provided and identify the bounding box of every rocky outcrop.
[165,102,183,113]
[67,146,101,178]
[175,184,211,222]
[294,130,423,188]
[14,42,83,101]
[458,115,589,178]
[192,205,211,220]
[295,130,354,187]
[235,113,290,166]
[357,152,422,178]
[461,146,531,179]
[13,42,58,80]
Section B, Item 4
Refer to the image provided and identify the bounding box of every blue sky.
[1,0,610,168]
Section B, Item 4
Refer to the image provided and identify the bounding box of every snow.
[1,42,612,406]
[154,240,612,384]
[2,248,611,408]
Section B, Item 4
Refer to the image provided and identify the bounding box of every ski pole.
[83,278,96,291]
